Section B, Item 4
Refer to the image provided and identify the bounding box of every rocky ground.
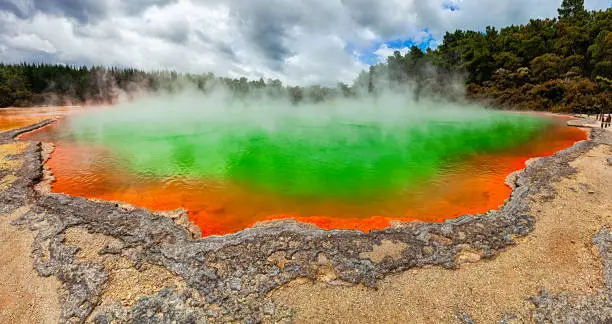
[0,119,610,323]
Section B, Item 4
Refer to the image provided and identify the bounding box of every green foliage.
[530,53,562,82]
[589,30,612,78]
[596,76,612,90]
[558,0,587,19]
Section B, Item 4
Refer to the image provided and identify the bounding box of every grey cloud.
[147,20,191,44]
[0,0,109,23]
[341,0,385,33]
[232,1,299,68]
[446,0,557,33]
[121,0,178,15]
[229,0,343,69]
[0,46,59,64]
[0,0,108,23]
[217,43,237,60]
[412,1,442,32]
[72,23,122,41]
[0,1,28,19]
[194,31,238,61]
[247,18,292,64]
[0,12,14,33]
[0,0,177,23]
[32,0,108,23]
[340,0,411,38]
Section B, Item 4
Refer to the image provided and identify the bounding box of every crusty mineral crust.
[0,120,610,323]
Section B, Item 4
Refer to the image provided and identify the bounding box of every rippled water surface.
[18,105,586,236]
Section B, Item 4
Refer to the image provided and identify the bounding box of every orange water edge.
[0,116,50,132]
[0,107,72,132]
[23,116,588,237]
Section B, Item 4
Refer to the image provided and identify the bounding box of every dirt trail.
[271,144,612,323]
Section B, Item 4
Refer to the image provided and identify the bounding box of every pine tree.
[558,0,586,19]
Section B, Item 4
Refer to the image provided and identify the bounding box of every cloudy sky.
[0,0,609,85]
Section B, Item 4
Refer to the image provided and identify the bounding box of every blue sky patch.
[442,1,459,11]
[349,30,438,65]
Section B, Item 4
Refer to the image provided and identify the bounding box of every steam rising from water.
[58,90,549,199]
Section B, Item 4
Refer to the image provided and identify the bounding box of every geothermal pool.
[18,98,586,236]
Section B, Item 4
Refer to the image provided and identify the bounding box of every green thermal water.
[60,96,549,199]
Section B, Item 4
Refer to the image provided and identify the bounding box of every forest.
[0,0,610,113]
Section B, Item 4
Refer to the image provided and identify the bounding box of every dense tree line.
[0,0,610,113]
